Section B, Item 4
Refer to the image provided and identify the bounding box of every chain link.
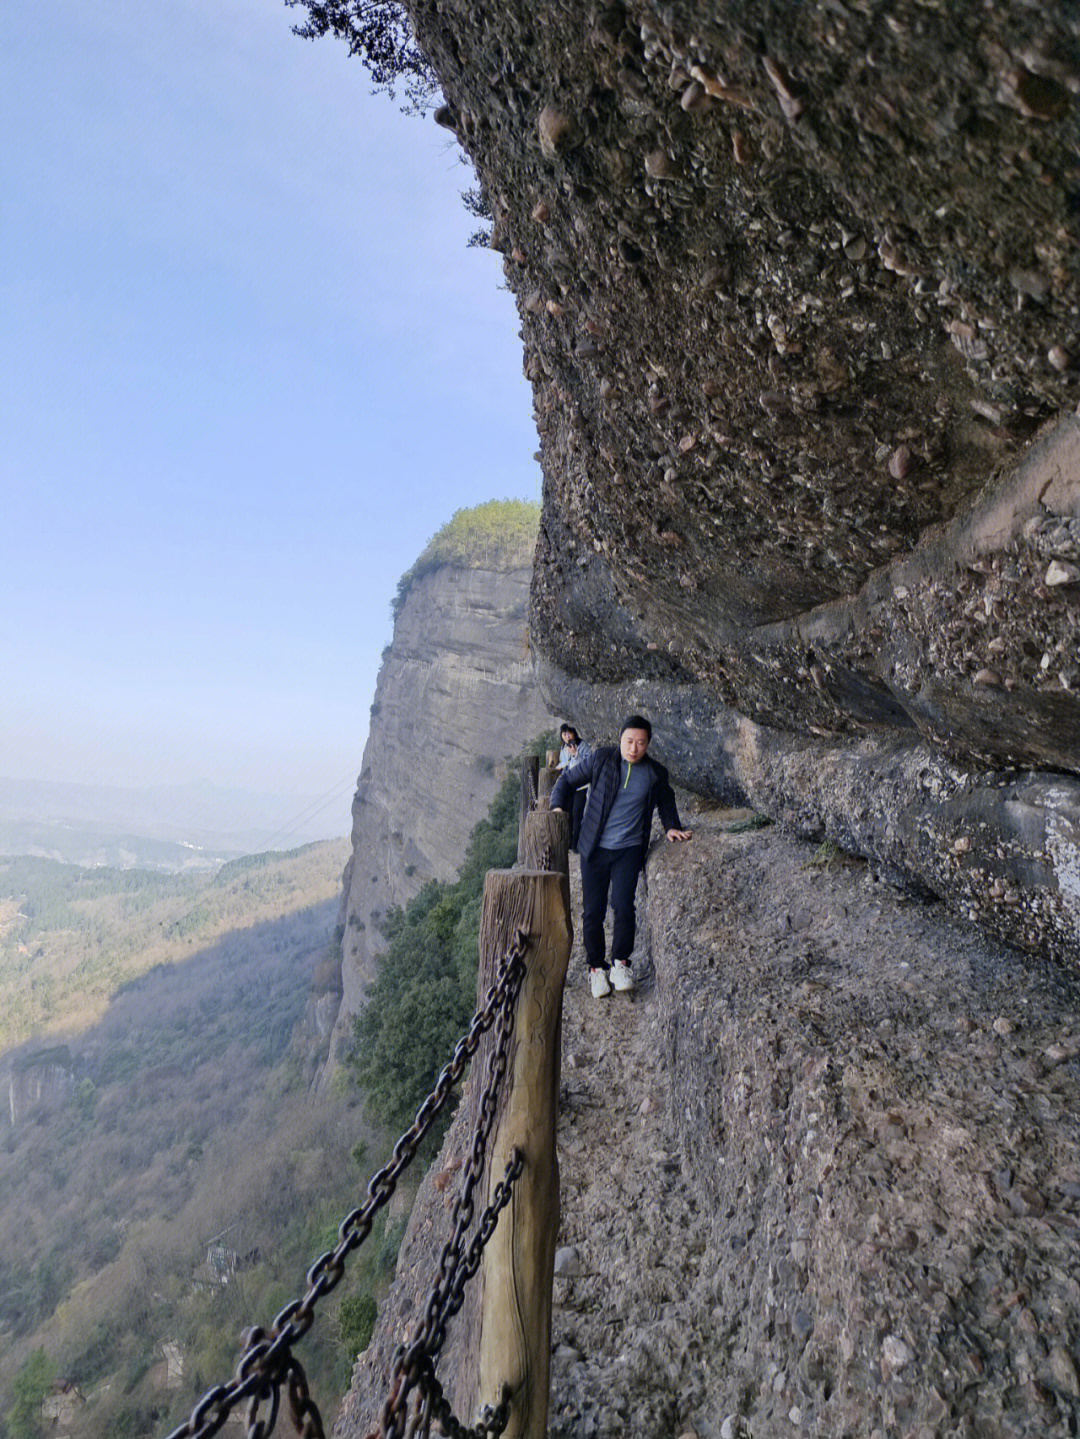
[166,928,530,1439]
[420,1366,512,1439]
[377,1151,523,1439]
[429,1151,524,1347]
[285,1357,325,1439]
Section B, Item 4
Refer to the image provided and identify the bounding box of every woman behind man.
[556,723,590,851]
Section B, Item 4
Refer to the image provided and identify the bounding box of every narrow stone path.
[548,810,1080,1439]
[549,830,730,1439]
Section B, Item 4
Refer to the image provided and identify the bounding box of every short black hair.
[620,714,652,741]
[560,722,579,741]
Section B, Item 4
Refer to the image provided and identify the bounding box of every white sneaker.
[610,961,635,992]
[589,968,612,999]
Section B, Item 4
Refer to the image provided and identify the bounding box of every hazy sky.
[2,0,540,838]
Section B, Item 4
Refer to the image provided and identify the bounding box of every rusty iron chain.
[418,1364,511,1439]
[426,1151,524,1354]
[382,1362,510,1439]
[284,1358,325,1439]
[400,1379,432,1439]
[379,942,529,1438]
[167,927,530,1439]
[379,1152,523,1439]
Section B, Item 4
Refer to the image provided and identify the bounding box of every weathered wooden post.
[517,754,540,862]
[520,808,569,876]
[536,764,559,807]
[521,807,570,916]
[473,864,572,1439]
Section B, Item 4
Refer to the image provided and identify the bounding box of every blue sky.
[2,0,540,837]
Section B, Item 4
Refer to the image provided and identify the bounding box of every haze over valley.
[0,775,350,872]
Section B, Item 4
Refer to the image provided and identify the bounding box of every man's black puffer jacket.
[549,746,682,863]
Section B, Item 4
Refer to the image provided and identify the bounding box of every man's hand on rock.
[666,829,692,842]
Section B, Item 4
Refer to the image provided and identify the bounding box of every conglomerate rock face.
[648,822,1080,1439]
[326,563,552,1068]
[408,0,1080,960]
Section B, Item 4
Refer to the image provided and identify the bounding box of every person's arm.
[550,751,594,811]
[655,768,692,842]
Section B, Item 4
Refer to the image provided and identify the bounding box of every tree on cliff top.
[284,1,437,111]
[391,499,540,618]
[286,0,497,240]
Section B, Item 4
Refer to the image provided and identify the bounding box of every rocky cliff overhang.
[408,0,1080,962]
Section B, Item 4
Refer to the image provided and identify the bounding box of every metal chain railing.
[377,914,531,1439]
[373,1151,524,1439]
[167,927,530,1439]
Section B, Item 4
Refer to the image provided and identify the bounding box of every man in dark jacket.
[550,714,691,998]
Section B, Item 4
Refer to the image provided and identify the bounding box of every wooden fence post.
[474,868,572,1439]
[517,755,540,862]
[536,764,559,806]
[520,808,570,916]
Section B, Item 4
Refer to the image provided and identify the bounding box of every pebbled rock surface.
[648,815,1080,1438]
[403,0,1080,959]
[325,563,553,1071]
[335,807,1080,1437]
[537,668,1080,965]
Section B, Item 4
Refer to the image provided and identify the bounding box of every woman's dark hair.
[560,723,580,743]
[620,714,652,740]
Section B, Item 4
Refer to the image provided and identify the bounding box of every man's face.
[620,728,650,764]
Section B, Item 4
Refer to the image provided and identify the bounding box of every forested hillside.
[0,842,385,1439]
[0,844,342,1049]
[0,753,547,1439]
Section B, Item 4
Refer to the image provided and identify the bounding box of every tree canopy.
[392,499,541,618]
[284,1,437,111]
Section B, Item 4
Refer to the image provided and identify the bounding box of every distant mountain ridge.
[0,775,344,868]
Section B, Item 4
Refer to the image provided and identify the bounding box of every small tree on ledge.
[284,0,438,111]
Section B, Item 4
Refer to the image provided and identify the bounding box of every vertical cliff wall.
[327,558,554,1068]
[4,1048,74,1126]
